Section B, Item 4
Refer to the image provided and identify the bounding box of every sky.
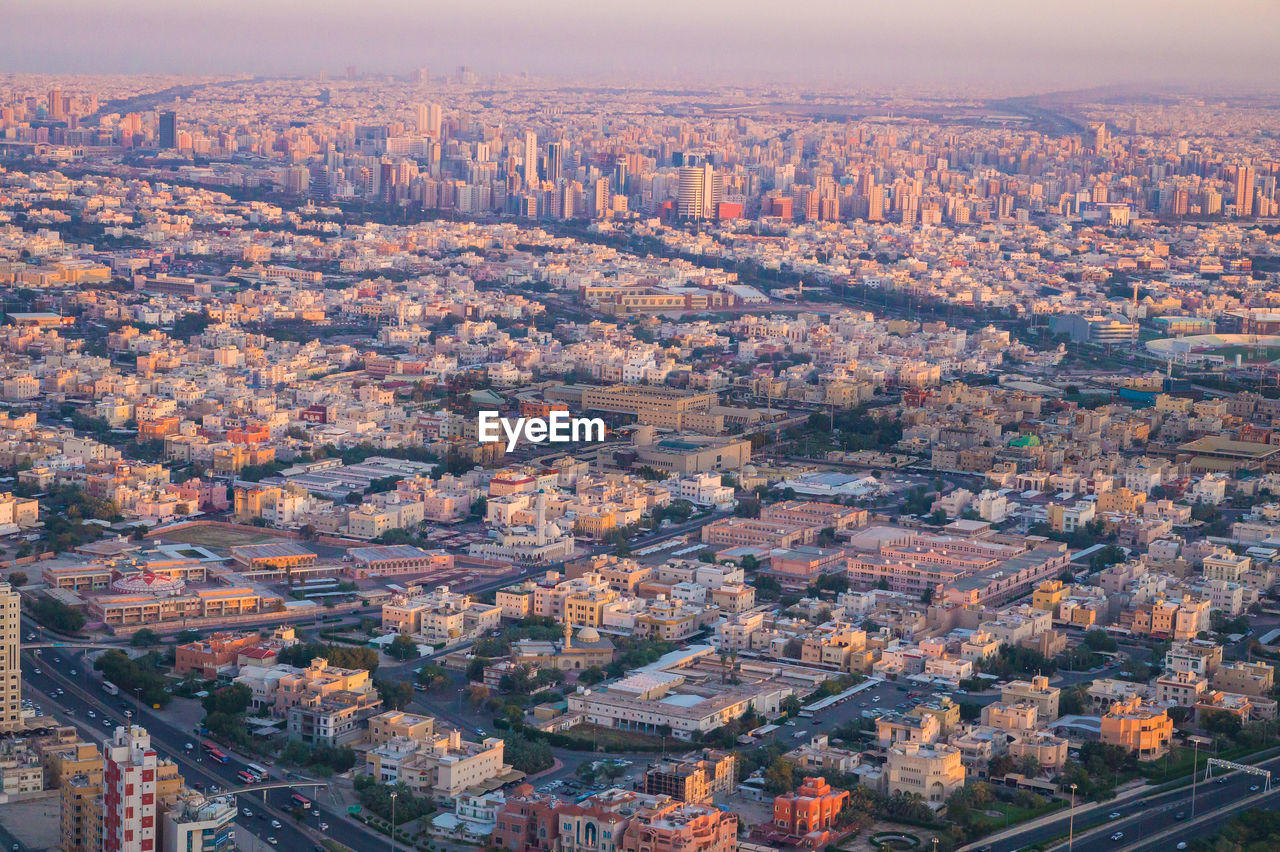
[5,0,1278,95]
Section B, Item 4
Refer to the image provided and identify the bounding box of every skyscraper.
[103,725,161,852]
[417,103,442,138]
[0,582,19,735]
[545,141,562,184]
[1236,162,1256,217]
[677,166,705,219]
[158,111,177,149]
[677,164,719,220]
[523,131,538,186]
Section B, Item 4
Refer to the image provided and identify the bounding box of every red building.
[772,777,849,848]
[493,785,561,852]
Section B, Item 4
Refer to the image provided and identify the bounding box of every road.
[972,753,1280,852]
[21,635,377,852]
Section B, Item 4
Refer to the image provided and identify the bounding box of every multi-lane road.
[968,752,1278,851]
[19,633,378,852]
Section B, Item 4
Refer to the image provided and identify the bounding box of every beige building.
[1000,676,1060,720]
[885,742,965,802]
[1212,661,1275,698]
[365,726,510,802]
[0,584,19,734]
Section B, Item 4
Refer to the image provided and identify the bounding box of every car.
[872,696,881,702]
[32,668,41,675]
[53,658,61,664]
[1108,812,1121,820]
[102,719,112,727]
[271,820,281,829]
[1176,844,1188,850]
[1175,812,1185,820]
[320,823,329,832]
[184,743,193,751]
[1251,785,1260,791]
[1111,832,1124,842]
[266,838,278,846]
[784,720,796,726]
[241,808,253,818]
[69,669,76,676]
[87,710,96,718]
[1217,778,1228,784]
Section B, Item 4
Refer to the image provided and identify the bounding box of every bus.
[291,793,311,809]
[246,763,268,780]
[201,741,216,753]
[102,681,119,696]
[207,749,229,764]
[236,770,256,785]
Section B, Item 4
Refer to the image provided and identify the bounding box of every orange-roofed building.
[772,777,849,847]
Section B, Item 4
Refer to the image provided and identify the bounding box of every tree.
[30,595,86,634]
[1203,709,1242,739]
[782,638,804,659]
[781,695,803,717]
[175,629,201,644]
[7,571,26,587]
[202,684,252,716]
[131,628,160,648]
[763,757,794,794]
[375,679,415,711]
[464,684,490,706]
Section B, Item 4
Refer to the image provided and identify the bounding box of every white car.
[88,710,96,718]
[266,838,278,846]
[271,820,281,829]
[1111,832,1124,842]
[320,823,329,832]
[241,808,253,818]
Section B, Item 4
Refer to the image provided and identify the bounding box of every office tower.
[0,583,18,734]
[103,726,162,852]
[1236,163,1256,217]
[523,131,538,186]
[48,88,64,121]
[416,103,442,138]
[545,141,562,184]
[613,159,627,195]
[158,111,176,149]
[677,166,705,219]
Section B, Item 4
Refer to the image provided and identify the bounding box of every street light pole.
[1068,783,1077,852]
[1191,738,1200,818]
[389,791,397,852]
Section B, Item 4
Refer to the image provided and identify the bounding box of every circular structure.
[110,571,185,596]
[869,832,921,850]
[577,626,601,643]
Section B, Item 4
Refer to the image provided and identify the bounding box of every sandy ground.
[0,794,62,850]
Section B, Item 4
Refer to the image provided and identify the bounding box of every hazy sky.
[5,0,1278,94]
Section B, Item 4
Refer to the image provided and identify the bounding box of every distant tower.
[523,131,538,186]
[545,141,562,184]
[158,111,177,149]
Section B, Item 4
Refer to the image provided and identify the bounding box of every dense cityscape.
[1,6,1280,852]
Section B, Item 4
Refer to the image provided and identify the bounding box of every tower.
[158,111,177,149]
[1236,162,1256,218]
[545,141,562,184]
[0,582,19,734]
[523,131,538,186]
[102,726,161,852]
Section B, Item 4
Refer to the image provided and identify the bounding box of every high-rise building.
[48,88,64,121]
[417,103,442,138]
[158,112,176,149]
[545,141,562,184]
[677,164,719,220]
[523,131,538,186]
[102,725,173,852]
[1236,163,1256,217]
[0,582,19,734]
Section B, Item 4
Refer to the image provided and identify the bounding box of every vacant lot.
[155,524,292,551]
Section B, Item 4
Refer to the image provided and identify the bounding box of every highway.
[20,636,373,852]
[968,753,1278,851]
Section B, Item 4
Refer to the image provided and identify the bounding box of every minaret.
[563,620,572,650]
[535,491,547,544]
